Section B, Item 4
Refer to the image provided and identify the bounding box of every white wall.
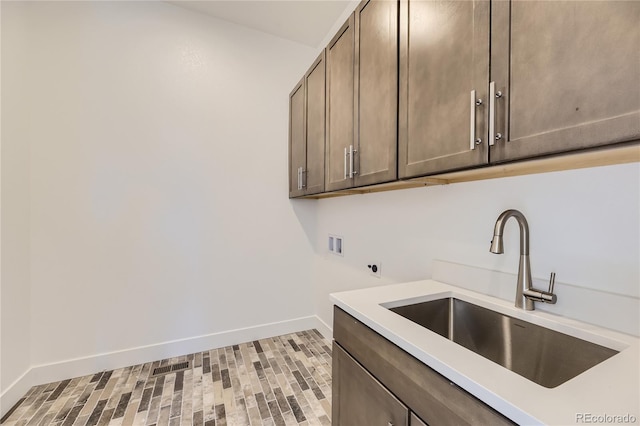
[1,0,318,393]
[0,1,32,412]
[310,163,640,331]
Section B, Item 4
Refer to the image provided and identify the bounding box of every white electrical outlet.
[367,262,381,278]
[328,234,344,256]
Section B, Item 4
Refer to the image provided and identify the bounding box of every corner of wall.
[313,313,333,341]
[1,1,33,416]
[0,369,33,418]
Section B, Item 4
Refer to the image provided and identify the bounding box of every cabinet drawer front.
[333,307,514,426]
[333,343,408,426]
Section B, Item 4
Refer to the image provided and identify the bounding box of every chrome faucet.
[490,209,557,310]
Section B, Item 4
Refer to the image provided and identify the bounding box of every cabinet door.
[305,52,326,195]
[354,0,398,187]
[333,343,409,426]
[289,78,306,198]
[326,15,356,192]
[490,1,640,163]
[410,413,428,426]
[399,0,490,178]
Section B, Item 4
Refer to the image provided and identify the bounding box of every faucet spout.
[489,209,557,311]
[489,235,504,254]
[490,209,529,255]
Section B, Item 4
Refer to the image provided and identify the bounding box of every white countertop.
[330,280,640,426]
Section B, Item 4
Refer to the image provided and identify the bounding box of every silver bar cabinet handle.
[349,144,357,178]
[470,90,482,150]
[489,81,496,146]
[344,147,348,180]
[297,167,302,190]
[489,81,503,146]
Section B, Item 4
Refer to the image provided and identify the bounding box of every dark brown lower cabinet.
[333,306,515,426]
[333,343,410,426]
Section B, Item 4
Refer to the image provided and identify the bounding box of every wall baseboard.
[0,369,33,420]
[313,315,333,341]
[1,315,327,418]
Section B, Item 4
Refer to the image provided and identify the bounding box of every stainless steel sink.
[389,298,619,388]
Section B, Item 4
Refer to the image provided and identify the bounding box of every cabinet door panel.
[399,0,489,178]
[288,79,305,198]
[326,16,356,192]
[333,343,408,426]
[354,0,398,187]
[491,0,640,162]
[305,53,326,195]
[410,413,428,426]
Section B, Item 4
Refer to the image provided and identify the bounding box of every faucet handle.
[524,272,558,305]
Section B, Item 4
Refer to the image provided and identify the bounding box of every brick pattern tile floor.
[1,329,332,426]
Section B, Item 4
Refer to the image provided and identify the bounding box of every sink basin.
[389,297,619,388]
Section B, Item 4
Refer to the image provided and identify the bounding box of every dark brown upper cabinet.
[353,0,399,187]
[399,0,490,178]
[325,15,356,192]
[291,0,639,197]
[490,1,640,163]
[305,52,327,195]
[289,78,306,198]
[325,0,399,191]
[289,52,326,198]
[400,0,640,179]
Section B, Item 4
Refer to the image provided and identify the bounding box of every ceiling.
[167,1,353,48]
